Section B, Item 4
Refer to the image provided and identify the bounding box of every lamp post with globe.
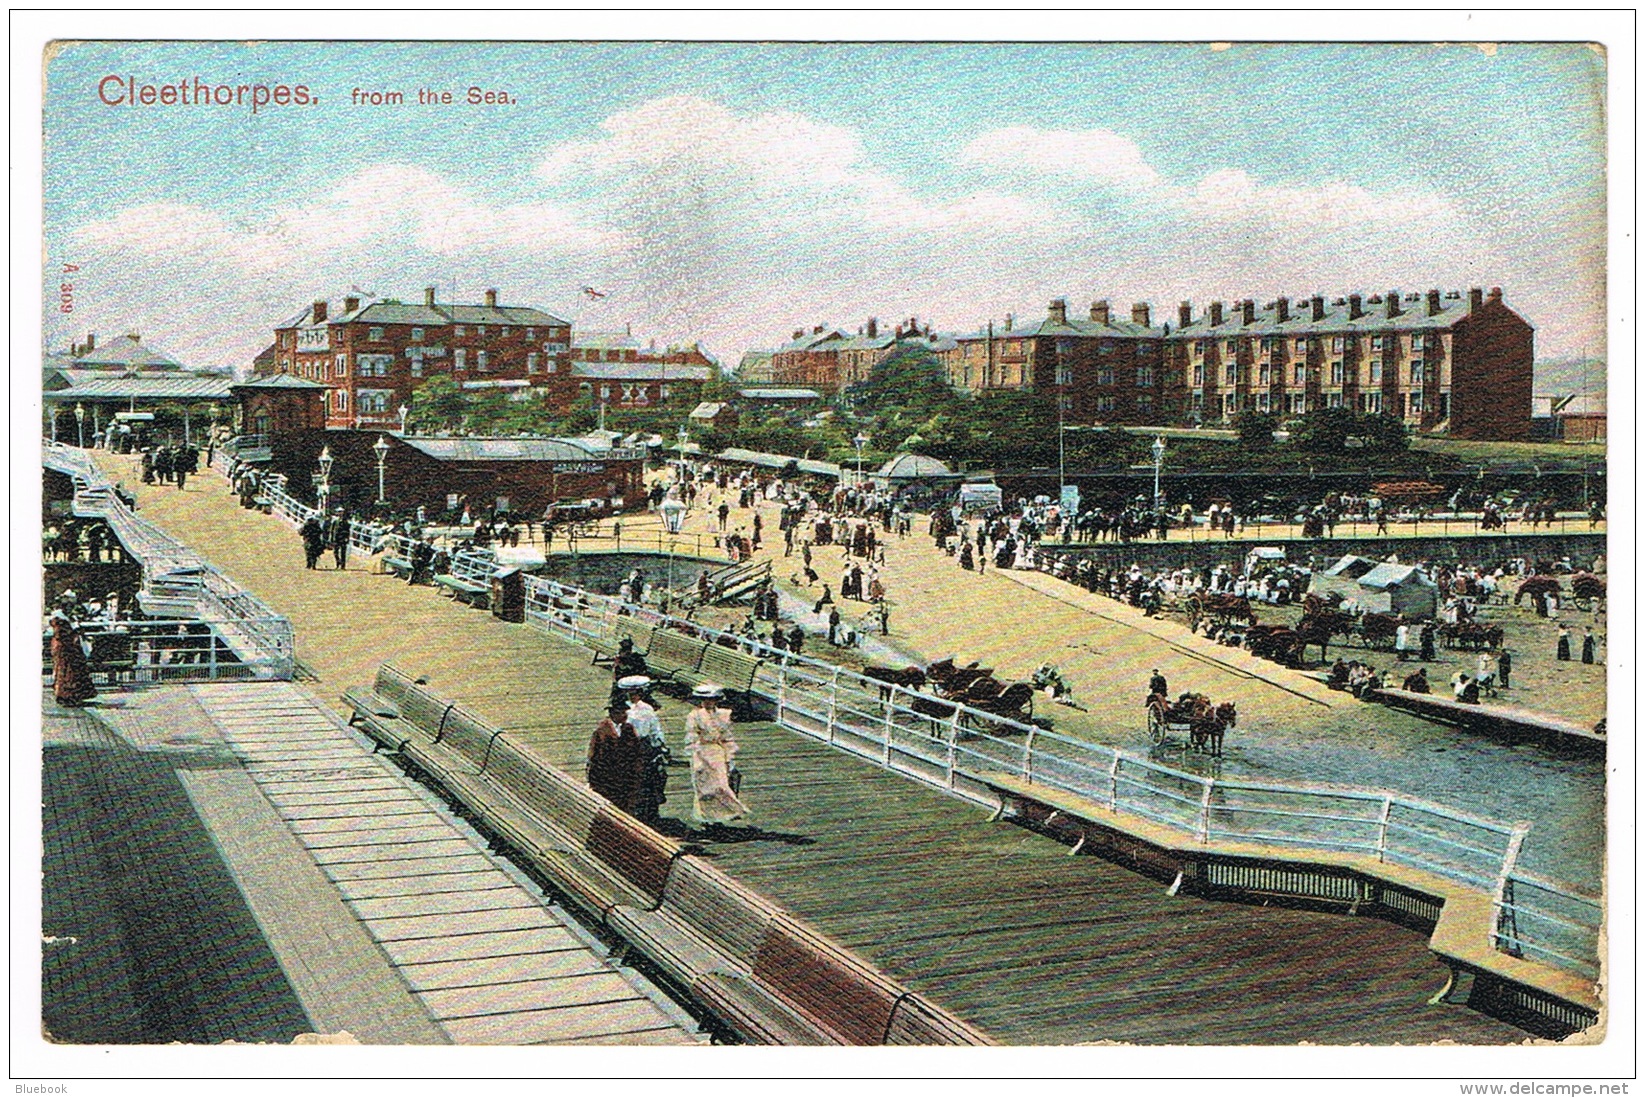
[74,403,85,448]
[373,434,391,504]
[852,431,870,489]
[315,444,334,513]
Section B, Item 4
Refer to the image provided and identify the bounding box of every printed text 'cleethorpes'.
[97,75,317,113]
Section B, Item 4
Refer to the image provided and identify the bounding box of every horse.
[1190,701,1237,756]
[1294,610,1353,664]
[863,663,926,702]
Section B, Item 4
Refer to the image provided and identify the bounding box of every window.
[410,358,422,378]
[335,355,347,378]
[358,389,392,414]
[1192,364,1204,386]
[599,385,611,400]
[369,327,384,341]
[1097,340,1114,355]
[1193,341,1205,354]
[1330,362,1344,385]
[1097,366,1114,386]
[526,328,535,339]
[1059,393,1073,412]
[454,349,467,371]
[527,353,541,374]
[1331,336,1345,352]
[411,327,424,342]
[542,340,566,354]
[1136,343,1150,358]
[1294,365,1306,384]
[1411,333,1426,350]
[1371,334,1384,350]
[495,495,510,513]
[1225,339,1237,354]
[1409,391,1424,415]
[1362,392,1382,414]
[1257,393,1271,412]
[1327,392,1343,408]
[1222,393,1237,413]
[1190,392,1205,410]
[1224,363,1237,383]
[454,325,466,337]
[1135,366,1155,387]
[660,383,671,399]
[1095,395,1115,412]
[477,350,489,372]
[1056,365,1074,386]
[1294,337,1306,353]
[501,326,511,336]
[1138,394,1154,414]
[335,390,348,412]
[1258,365,1270,385]
[1289,393,1306,414]
[1369,362,1382,383]
[1410,360,1424,382]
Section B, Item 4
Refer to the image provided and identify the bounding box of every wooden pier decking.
[83,452,1529,1044]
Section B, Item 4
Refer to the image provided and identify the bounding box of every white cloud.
[961,125,1162,189]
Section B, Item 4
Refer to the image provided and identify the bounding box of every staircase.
[675,558,772,611]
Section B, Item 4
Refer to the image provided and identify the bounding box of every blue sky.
[43,40,1607,370]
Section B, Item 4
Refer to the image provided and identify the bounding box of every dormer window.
[411,327,425,342]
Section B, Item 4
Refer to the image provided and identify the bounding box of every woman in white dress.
[684,684,750,827]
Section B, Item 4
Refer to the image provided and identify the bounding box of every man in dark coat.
[1496,648,1512,689]
[330,511,352,570]
[299,515,325,569]
[1149,669,1168,699]
[154,447,174,485]
[1581,627,1597,664]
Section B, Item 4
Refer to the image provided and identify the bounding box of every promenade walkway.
[85,451,1529,1044]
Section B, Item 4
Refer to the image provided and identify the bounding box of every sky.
[42,40,1608,373]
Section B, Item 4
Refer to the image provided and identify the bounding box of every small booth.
[958,481,1003,514]
[490,566,526,623]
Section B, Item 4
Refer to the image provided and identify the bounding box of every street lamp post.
[853,431,870,488]
[316,444,334,512]
[50,406,59,444]
[74,403,85,448]
[398,404,410,435]
[676,425,689,488]
[1151,435,1166,508]
[373,434,391,504]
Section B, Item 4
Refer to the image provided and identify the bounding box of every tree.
[408,375,468,434]
[1232,410,1279,450]
[1291,406,1359,454]
[1355,412,1410,452]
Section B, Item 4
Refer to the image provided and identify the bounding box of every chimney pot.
[1426,289,1442,316]
[1274,299,1289,323]
[867,317,878,338]
[1348,294,1363,320]
[1178,301,1193,328]
[424,286,436,308]
[312,300,328,324]
[484,288,498,308]
[85,333,96,352]
[1004,312,1014,331]
[793,330,804,340]
[1208,301,1224,327]
[1048,298,1068,325]
[1131,302,1151,327]
[1090,299,1111,324]
[1386,290,1401,318]
[1488,286,1503,302]
[1310,295,1325,322]
[814,324,824,335]
[343,295,360,314]
[1241,300,1255,325]
[1468,287,1483,313]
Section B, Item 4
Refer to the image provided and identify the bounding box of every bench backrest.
[586,809,679,906]
[662,856,777,967]
[752,914,901,1046]
[487,736,601,839]
[884,996,995,1046]
[698,645,762,693]
[377,664,455,739]
[436,704,503,770]
[614,617,655,654]
[647,630,708,674]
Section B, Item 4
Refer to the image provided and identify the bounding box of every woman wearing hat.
[48,592,97,708]
[587,700,642,814]
[685,684,749,829]
[620,675,669,825]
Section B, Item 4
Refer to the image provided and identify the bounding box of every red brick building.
[564,330,715,409]
[269,287,573,429]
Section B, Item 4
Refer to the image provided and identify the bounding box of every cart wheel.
[1148,708,1167,745]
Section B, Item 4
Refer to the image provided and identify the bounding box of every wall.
[1451,300,1534,441]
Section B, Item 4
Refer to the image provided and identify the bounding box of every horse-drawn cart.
[1145,692,1237,755]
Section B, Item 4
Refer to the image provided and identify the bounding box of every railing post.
[1022,727,1037,783]
[776,660,788,724]
[826,666,841,744]
[1198,777,1215,843]
[1108,753,1121,811]
[945,704,961,790]
[1376,796,1393,862]
[1491,822,1533,952]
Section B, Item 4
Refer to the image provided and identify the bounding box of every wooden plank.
[333,870,517,901]
[362,906,558,942]
[321,853,499,881]
[443,997,677,1045]
[420,971,641,1020]
[349,889,540,921]
[396,950,610,992]
[379,927,588,966]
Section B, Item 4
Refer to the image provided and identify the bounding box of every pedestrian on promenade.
[154,446,174,486]
[1419,622,1437,662]
[1395,623,1411,661]
[1497,648,1512,690]
[718,501,730,532]
[48,595,97,708]
[685,685,749,830]
[621,676,670,826]
[813,583,833,616]
[1556,625,1572,661]
[331,511,352,569]
[787,624,805,656]
[300,514,325,569]
[1581,627,1597,664]
[1402,667,1430,693]
[141,449,155,485]
[827,606,841,645]
[587,700,643,814]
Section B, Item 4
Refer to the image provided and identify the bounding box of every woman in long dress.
[49,606,97,707]
[685,685,749,827]
[587,701,643,813]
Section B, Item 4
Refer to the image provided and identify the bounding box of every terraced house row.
[935,287,1533,440]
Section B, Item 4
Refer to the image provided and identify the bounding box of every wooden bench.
[400,704,504,786]
[676,644,763,704]
[643,630,710,684]
[340,665,454,753]
[590,617,654,665]
[432,554,493,608]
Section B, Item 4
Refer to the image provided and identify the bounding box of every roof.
[1358,562,1434,590]
[875,452,955,480]
[955,310,1166,343]
[571,331,642,352]
[233,374,330,390]
[572,361,712,382]
[285,299,569,329]
[398,437,608,463]
[1171,292,1515,341]
[690,402,729,419]
[715,447,841,478]
[45,375,237,401]
[776,329,849,353]
[738,387,822,400]
[1323,554,1379,579]
[43,367,115,391]
[1555,393,1606,417]
[71,333,184,370]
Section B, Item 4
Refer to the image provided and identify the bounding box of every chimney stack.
[312,300,328,324]
[1048,298,1068,326]
[1468,287,1483,313]
[813,324,824,335]
[1240,299,1255,325]
[344,295,360,314]
[1310,295,1325,322]
[1348,294,1363,320]
[1274,299,1289,323]
[866,316,878,338]
[1488,286,1503,304]
[85,333,96,352]
[1090,299,1110,325]
[1004,312,1014,331]
[1132,302,1151,327]
[1386,290,1401,318]
[1426,289,1442,316]
[424,286,437,308]
[1208,301,1224,327]
[484,288,498,308]
[793,329,804,340]
[1178,301,1192,328]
